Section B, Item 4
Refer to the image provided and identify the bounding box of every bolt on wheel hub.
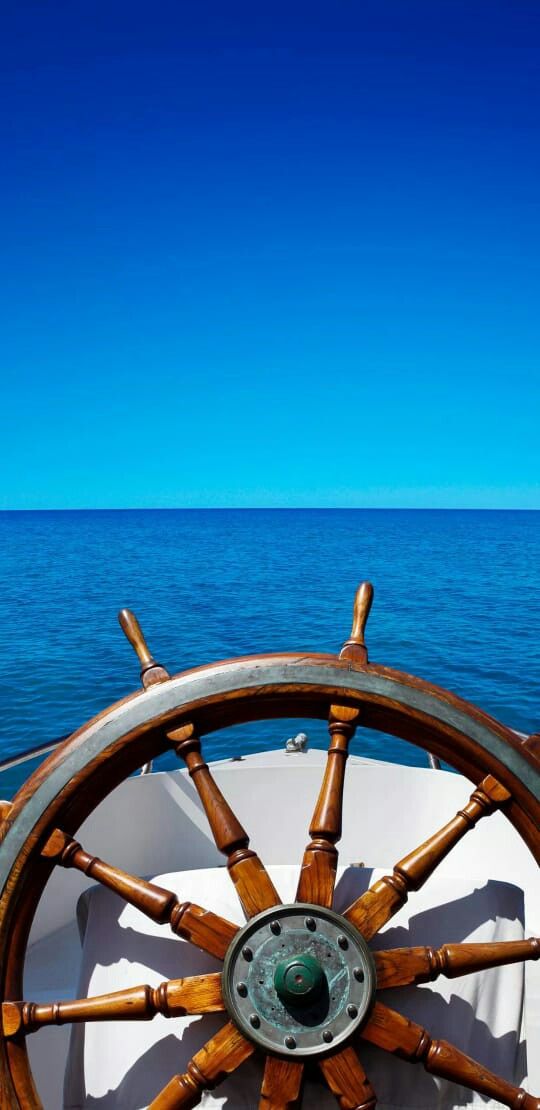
[222,903,376,1057]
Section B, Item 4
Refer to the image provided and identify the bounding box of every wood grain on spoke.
[259,1056,304,1108]
[375,937,540,989]
[296,704,360,906]
[344,775,510,939]
[319,1045,377,1109]
[169,722,280,917]
[361,1002,539,1109]
[42,829,237,959]
[2,974,223,1037]
[149,1021,255,1109]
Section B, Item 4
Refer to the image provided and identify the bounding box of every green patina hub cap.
[274,953,324,1006]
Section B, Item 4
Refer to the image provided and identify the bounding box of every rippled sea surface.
[0,509,538,797]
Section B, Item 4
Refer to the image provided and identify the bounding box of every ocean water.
[0,509,538,799]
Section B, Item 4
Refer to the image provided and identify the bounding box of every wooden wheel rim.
[1,651,539,1107]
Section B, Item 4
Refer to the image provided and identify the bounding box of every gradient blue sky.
[1,2,539,508]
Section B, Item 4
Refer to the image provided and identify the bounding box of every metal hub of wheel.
[222,903,376,1057]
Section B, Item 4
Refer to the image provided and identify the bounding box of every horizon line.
[1,506,538,513]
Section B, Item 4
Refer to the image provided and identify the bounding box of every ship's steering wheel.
[0,584,539,1109]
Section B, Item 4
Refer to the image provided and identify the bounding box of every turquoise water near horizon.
[0,509,538,798]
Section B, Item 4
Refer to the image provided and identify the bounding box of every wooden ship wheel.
[0,583,539,1109]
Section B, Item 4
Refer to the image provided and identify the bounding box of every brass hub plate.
[222,903,376,1057]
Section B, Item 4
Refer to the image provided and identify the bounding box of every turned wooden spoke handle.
[1,976,224,1036]
[362,1003,540,1110]
[345,773,511,938]
[41,828,237,959]
[150,1022,255,1108]
[375,937,540,988]
[118,608,169,687]
[340,582,374,663]
[169,723,281,917]
[169,724,251,858]
[296,703,361,906]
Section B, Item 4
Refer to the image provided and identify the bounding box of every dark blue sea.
[0,510,538,798]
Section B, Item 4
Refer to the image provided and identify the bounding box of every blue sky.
[1,2,539,508]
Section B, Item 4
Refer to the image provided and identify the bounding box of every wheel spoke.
[361,1002,539,1109]
[170,901,237,958]
[2,973,223,1036]
[149,1020,255,1109]
[296,704,360,907]
[344,774,510,939]
[319,1045,377,1109]
[375,936,540,988]
[42,828,237,959]
[259,1056,304,1108]
[295,583,373,907]
[168,722,281,917]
